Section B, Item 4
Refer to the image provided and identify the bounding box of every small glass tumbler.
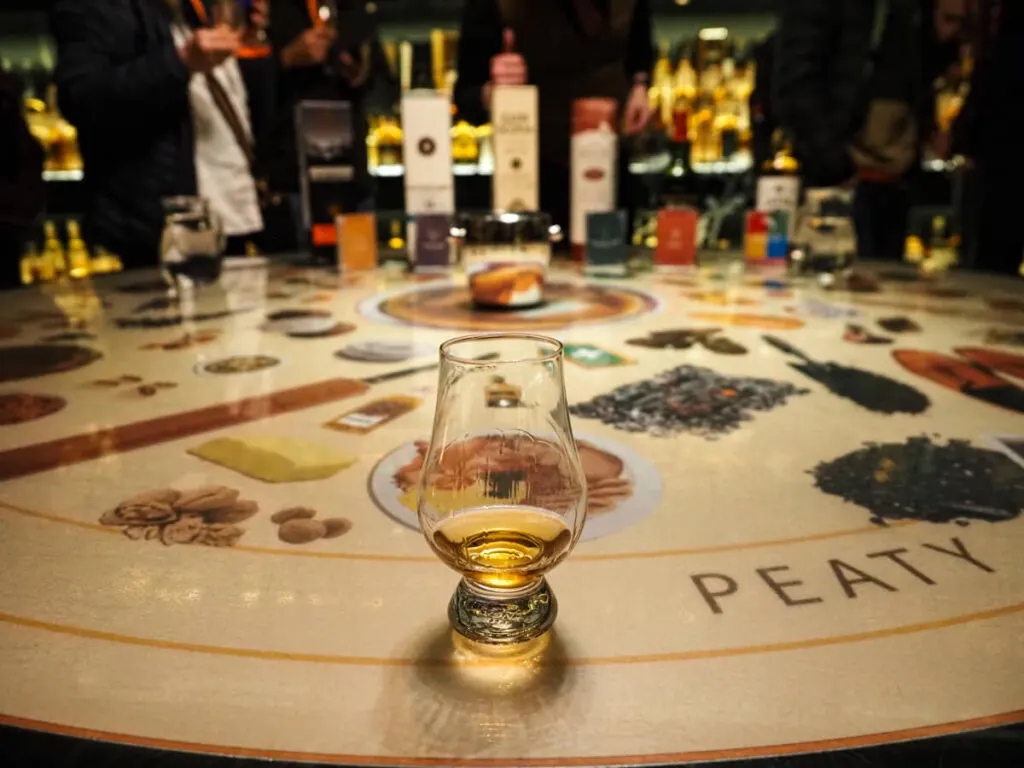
[160,196,226,287]
[417,334,587,645]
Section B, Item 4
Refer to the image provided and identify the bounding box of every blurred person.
[0,70,45,289]
[267,0,393,226]
[52,0,266,266]
[176,0,268,254]
[454,0,654,241]
[953,0,1023,276]
[775,0,964,261]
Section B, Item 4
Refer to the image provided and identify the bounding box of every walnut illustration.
[197,524,245,548]
[160,514,205,545]
[120,489,181,507]
[104,501,177,527]
[102,486,252,549]
[204,499,259,525]
[174,486,239,514]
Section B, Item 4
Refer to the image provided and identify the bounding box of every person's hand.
[339,44,371,88]
[281,26,336,69]
[490,28,527,86]
[249,0,269,30]
[178,27,241,73]
[622,82,653,136]
[934,0,968,42]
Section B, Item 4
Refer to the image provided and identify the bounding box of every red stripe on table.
[0,378,368,482]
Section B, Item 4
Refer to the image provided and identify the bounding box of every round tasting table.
[0,259,1022,766]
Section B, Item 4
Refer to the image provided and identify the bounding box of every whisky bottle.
[20,243,40,285]
[451,116,479,167]
[366,115,381,171]
[662,130,698,210]
[376,115,403,168]
[42,221,68,277]
[671,46,697,144]
[387,219,406,251]
[691,103,717,164]
[755,129,801,240]
[66,220,91,278]
[920,216,957,276]
[651,41,673,135]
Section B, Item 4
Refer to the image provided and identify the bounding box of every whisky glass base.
[448,578,557,646]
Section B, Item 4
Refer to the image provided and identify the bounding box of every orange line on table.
[0,499,913,563]
[0,709,1021,766]
[1,601,1021,668]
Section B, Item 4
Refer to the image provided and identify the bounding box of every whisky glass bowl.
[418,333,587,644]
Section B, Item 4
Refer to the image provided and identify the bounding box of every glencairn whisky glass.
[418,334,587,645]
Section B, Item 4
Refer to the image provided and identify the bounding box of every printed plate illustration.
[361,281,660,331]
[893,350,1024,414]
[0,344,103,383]
[369,434,662,541]
[812,436,1024,526]
[198,355,282,376]
[0,393,67,426]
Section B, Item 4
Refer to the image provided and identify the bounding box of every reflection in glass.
[418,334,587,645]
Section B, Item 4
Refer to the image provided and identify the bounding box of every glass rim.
[440,333,563,366]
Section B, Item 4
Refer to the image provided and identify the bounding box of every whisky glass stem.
[448,577,557,645]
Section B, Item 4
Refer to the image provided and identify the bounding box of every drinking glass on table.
[417,334,587,646]
[211,0,245,30]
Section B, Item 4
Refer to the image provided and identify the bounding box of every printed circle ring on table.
[369,433,662,542]
[359,281,661,331]
[196,355,282,376]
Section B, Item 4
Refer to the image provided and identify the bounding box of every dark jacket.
[773,0,878,186]
[266,0,389,195]
[52,0,196,263]
[774,0,957,187]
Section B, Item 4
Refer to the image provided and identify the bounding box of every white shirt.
[172,26,263,238]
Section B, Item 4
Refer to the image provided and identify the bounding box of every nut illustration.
[104,501,177,526]
[322,518,353,539]
[279,519,326,545]
[197,524,245,548]
[99,486,255,549]
[160,514,205,545]
[271,507,317,525]
[121,489,181,507]
[175,486,240,514]
[205,499,259,525]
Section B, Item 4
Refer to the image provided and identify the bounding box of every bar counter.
[0,258,1022,766]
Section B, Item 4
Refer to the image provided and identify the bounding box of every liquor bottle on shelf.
[374,115,403,169]
[91,247,124,276]
[691,102,718,164]
[662,130,699,210]
[48,85,82,173]
[388,219,406,251]
[755,129,801,239]
[671,45,697,144]
[42,221,68,277]
[714,68,742,164]
[66,221,91,278]
[366,115,381,171]
[451,116,480,167]
[920,216,958,276]
[20,243,40,286]
[651,41,673,133]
